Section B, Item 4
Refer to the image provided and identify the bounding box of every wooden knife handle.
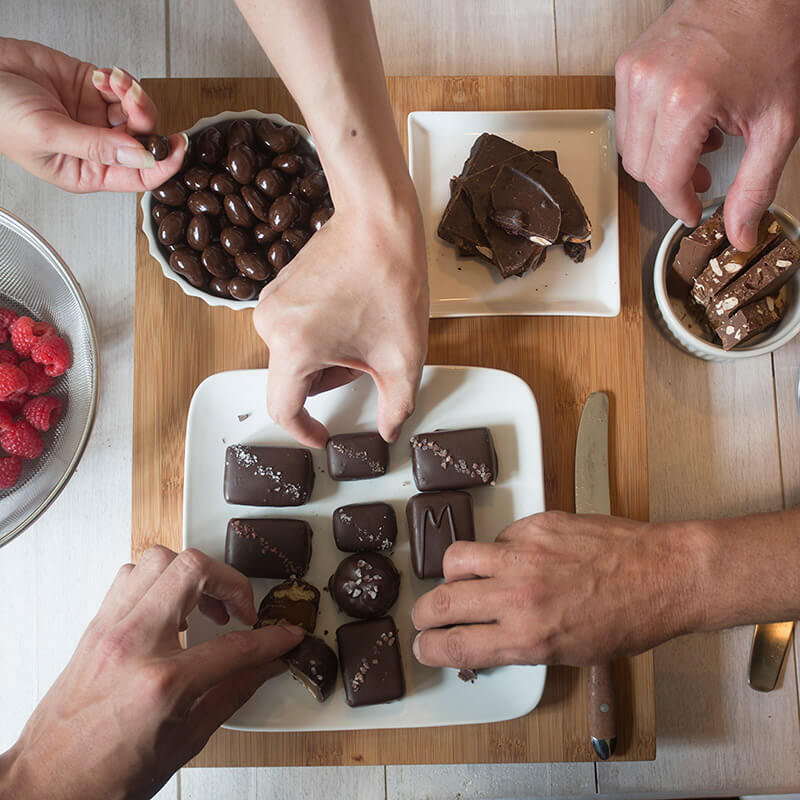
[588,662,617,757]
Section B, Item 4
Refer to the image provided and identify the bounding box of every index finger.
[266,360,329,449]
[442,540,504,581]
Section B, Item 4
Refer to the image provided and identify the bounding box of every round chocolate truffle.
[329,553,400,620]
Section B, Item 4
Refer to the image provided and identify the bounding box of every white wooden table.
[1,2,799,797]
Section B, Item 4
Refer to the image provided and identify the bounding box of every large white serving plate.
[408,109,620,318]
[184,365,546,732]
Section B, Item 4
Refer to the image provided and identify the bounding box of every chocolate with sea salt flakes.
[332,502,397,552]
[329,552,400,619]
[225,518,312,579]
[223,444,314,506]
[410,427,497,491]
[326,432,389,481]
[283,635,338,702]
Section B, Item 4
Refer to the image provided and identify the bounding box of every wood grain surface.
[133,75,654,765]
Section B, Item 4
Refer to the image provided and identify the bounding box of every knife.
[748,621,795,692]
[575,391,617,760]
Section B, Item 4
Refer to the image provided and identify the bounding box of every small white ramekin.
[140,110,315,311]
[653,197,800,361]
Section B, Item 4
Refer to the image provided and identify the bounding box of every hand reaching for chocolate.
[615,0,800,251]
[0,38,186,192]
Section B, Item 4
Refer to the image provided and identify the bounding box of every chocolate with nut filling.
[333,502,397,552]
[410,427,498,491]
[329,553,400,619]
[670,205,727,294]
[490,165,562,246]
[337,616,405,707]
[224,444,314,506]
[255,578,320,632]
[326,432,388,480]
[284,635,338,702]
[714,293,785,350]
[225,518,312,579]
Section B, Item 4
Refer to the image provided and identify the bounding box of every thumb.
[41,111,156,169]
[374,367,418,444]
[725,120,795,251]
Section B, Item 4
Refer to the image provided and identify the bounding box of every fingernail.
[412,633,421,659]
[130,80,144,104]
[110,66,126,86]
[91,69,107,87]
[116,146,155,169]
[180,132,190,153]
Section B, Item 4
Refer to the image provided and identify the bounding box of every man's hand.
[0,546,302,800]
[254,196,428,449]
[615,0,800,250]
[411,512,704,668]
[0,38,186,192]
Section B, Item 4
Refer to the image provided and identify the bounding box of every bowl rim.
[653,196,800,360]
[140,109,316,311]
[0,207,100,549]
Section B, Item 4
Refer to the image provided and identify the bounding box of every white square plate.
[408,109,620,317]
[184,365,546,732]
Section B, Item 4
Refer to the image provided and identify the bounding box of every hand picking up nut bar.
[437,133,592,279]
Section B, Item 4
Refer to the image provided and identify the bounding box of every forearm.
[235,0,414,214]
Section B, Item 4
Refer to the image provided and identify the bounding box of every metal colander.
[0,208,98,548]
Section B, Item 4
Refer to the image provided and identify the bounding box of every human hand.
[253,194,428,449]
[614,0,800,250]
[411,512,703,668]
[0,546,302,800]
[0,38,186,192]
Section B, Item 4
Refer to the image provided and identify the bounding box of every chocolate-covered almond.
[187,214,214,251]
[219,226,251,256]
[304,155,321,174]
[196,126,225,164]
[287,176,302,197]
[226,144,258,185]
[253,222,279,246]
[187,190,222,216]
[235,251,271,281]
[268,194,301,231]
[310,206,334,231]
[184,164,213,191]
[151,203,172,224]
[158,210,190,246]
[267,241,292,271]
[255,168,287,199]
[180,135,195,172]
[282,228,310,252]
[202,244,237,278]
[226,119,255,148]
[295,197,311,226]
[224,193,255,227]
[241,185,271,222]
[228,275,259,300]
[257,119,299,154]
[208,277,231,297]
[272,153,305,175]
[152,177,188,206]
[298,170,328,201]
[169,248,207,288]
[135,133,170,161]
[209,172,237,196]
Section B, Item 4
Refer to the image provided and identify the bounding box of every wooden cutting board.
[133,76,654,765]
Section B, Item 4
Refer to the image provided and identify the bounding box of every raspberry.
[0,406,12,433]
[0,350,19,366]
[0,455,23,489]
[0,363,29,400]
[0,395,27,416]
[18,360,54,395]
[23,395,62,432]
[0,309,18,344]
[11,316,55,358]
[0,418,44,459]
[31,334,71,377]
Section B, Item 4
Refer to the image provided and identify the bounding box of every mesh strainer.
[0,208,98,548]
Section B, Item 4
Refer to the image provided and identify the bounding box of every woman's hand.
[0,38,185,192]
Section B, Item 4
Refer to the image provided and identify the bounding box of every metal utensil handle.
[588,662,617,759]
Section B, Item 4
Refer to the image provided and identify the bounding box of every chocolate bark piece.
[458,668,478,683]
[225,518,312,578]
[406,490,476,579]
[410,427,498,491]
[332,502,397,552]
[670,205,727,294]
[255,578,320,632]
[329,553,400,619]
[337,616,405,707]
[224,444,314,506]
[691,214,783,306]
[490,166,562,245]
[326,432,389,481]
[714,294,785,350]
[563,240,589,263]
[707,238,800,322]
[283,635,338,702]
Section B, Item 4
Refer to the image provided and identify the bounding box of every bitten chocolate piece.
[329,553,400,619]
[490,166,562,246]
[714,294,785,350]
[337,616,405,707]
[326,432,389,481]
[410,427,498,491]
[283,635,338,702]
[224,444,314,506]
[670,205,727,294]
[333,502,397,552]
[406,490,476,579]
[255,578,320,632]
[707,238,800,322]
[225,518,312,578]
[691,213,783,306]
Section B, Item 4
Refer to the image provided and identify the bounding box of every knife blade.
[575,391,617,760]
[748,621,795,692]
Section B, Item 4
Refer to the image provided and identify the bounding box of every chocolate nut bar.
[670,205,727,294]
[714,294,785,350]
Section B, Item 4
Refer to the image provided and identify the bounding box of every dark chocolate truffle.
[225,518,312,578]
[326,432,389,480]
[284,635,338,702]
[329,553,400,619]
[224,444,314,506]
[409,428,497,491]
[255,578,320,632]
[332,502,397,552]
